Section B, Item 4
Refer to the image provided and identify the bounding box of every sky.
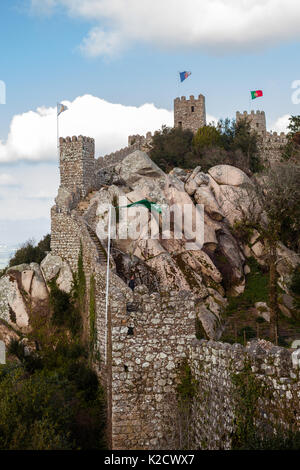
[0,0,300,265]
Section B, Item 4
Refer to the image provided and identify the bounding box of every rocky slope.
[0,151,299,342]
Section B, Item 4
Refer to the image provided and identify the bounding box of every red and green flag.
[251,90,263,100]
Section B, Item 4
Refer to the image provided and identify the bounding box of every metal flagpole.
[105,204,112,365]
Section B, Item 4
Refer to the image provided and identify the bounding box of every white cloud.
[0,163,59,221]
[0,93,218,164]
[270,114,291,133]
[31,0,300,57]
[0,94,173,163]
[0,174,18,186]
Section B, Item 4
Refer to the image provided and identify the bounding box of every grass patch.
[224,257,268,318]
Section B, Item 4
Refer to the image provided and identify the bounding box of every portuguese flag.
[251,90,263,100]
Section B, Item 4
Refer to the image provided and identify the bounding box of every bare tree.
[222,163,300,343]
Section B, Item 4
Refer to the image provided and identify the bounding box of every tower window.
[256,123,259,128]
[191,106,195,112]
[178,121,182,128]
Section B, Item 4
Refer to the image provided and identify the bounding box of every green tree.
[192,124,223,153]
[232,118,261,173]
[287,115,300,134]
[0,362,105,450]
[9,234,51,267]
[283,115,300,162]
[232,163,300,342]
[149,125,194,171]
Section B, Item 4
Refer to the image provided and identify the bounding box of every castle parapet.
[174,94,206,132]
[265,131,287,144]
[236,110,266,136]
[59,135,95,198]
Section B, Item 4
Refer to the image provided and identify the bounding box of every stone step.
[85,224,107,264]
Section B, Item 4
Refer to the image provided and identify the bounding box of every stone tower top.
[59,135,95,198]
[174,94,206,133]
[236,110,267,137]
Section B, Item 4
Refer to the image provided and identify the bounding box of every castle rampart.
[236,110,267,136]
[51,120,298,449]
[59,135,95,198]
[109,283,300,449]
[236,111,289,165]
[174,94,206,133]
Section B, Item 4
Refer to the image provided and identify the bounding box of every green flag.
[122,199,162,214]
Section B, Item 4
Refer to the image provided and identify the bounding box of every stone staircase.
[77,191,98,215]
[85,223,107,265]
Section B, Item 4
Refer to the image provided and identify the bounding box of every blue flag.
[179,71,191,82]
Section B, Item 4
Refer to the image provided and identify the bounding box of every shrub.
[9,234,50,267]
[49,279,81,336]
[149,125,194,172]
[231,220,254,245]
[192,125,223,152]
[0,362,105,450]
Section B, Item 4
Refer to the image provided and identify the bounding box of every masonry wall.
[51,202,128,371]
[51,128,298,450]
[96,142,141,171]
[259,132,288,166]
[51,203,300,451]
[109,291,300,450]
[51,207,82,272]
[189,339,300,449]
[174,95,206,133]
[236,110,267,136]
[60,136,95,198]
[110,287,196,450]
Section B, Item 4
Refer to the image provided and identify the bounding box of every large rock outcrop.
[0,263,49,333]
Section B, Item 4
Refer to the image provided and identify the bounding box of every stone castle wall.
[189,339,299,449]
[236,111,288,165]
[259,131,288,165]
[51,124,298,450]
[109,293,300,450]
[236,110,267,136]
[96,142,141,171]
[59,136,95,198]
[174,95,206,133]
[110,287,196,450]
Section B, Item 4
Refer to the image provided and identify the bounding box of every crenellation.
[174,94,206,132]
[59,135,95,198]
[236,109,266,136]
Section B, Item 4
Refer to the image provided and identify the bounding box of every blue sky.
[0,0,300,264]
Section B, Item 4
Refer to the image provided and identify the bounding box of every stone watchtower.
[236,110,267,137]
[59,135,95,198]
[174,94,206,133]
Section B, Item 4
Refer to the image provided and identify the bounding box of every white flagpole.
[105,204,112,365]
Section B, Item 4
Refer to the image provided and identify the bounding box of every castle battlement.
[59,135,95,144]
[128,131,153,146]
[174,94,206,132]
[236,109,267,136]
[59,134,95,198]
[265,131,287,143]
[174,94,205,103]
